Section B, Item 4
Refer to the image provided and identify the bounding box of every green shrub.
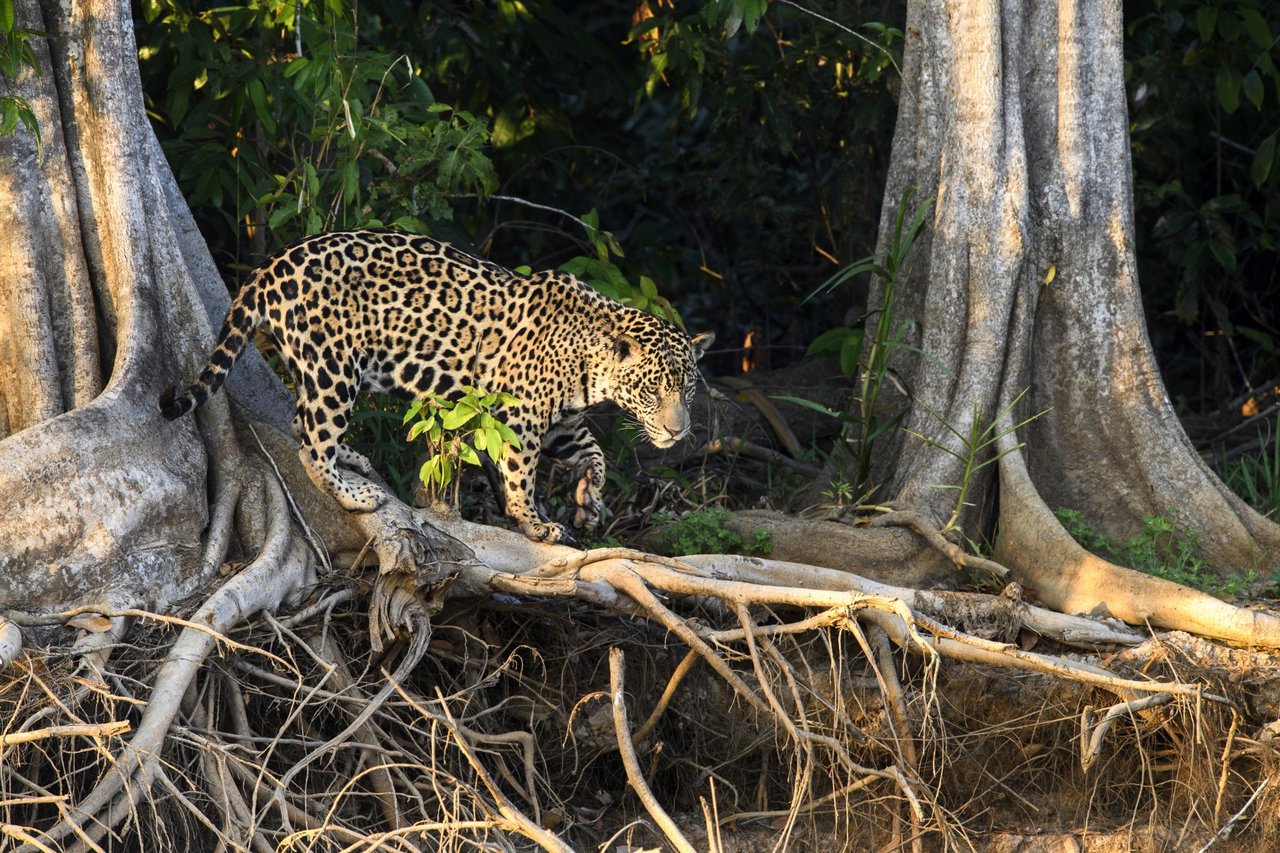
[657,507,771,556]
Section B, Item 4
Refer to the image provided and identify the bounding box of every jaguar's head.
[602,313,714,448]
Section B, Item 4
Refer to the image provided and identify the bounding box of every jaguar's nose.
[652,424,688,447]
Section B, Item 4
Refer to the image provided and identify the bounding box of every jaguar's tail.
[160,276,263,420]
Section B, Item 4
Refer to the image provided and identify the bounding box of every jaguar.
[161,229,713,543]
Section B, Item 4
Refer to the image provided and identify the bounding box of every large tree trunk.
[857,0,1280,595]
[0,0,351,611]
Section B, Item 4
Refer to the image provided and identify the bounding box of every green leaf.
[495,423,521,448]
[1237,326,1276,352]
[419,457,440,489]
[342,159,359,204]
[1195,5,1217,40]
[1242,69,1264,110]
[407,420,429,442]
[0,0,14,33]
[474,429,487,452]
[390,215,428,233]
[267,202,294,230]
[1208,239,1237,272]
[724,5,743,39]
[742,0,767,34]
[581,208,600,239]
[17,100,37,145]
[772,395,845,421]
[440,403,476,430]
[1216,65,1241,114]
[458,443,481,466]
[1240,7,1273,49]
[839,334,862,380]
[806,326,857,356]
[805,255,887,302]
[1253,134,1277,187]
[601,231,625,257]
[485,427,504,461]
[0,98,17,136]
[246,78,276,136]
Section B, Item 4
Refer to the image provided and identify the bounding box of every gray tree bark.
[858,0,1280,586]
[0,0,340,612]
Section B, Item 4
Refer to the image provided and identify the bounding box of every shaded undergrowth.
[2,584,1276,850]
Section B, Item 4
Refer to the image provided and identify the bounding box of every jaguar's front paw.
[523,519,574,545]
[572,470,605,528]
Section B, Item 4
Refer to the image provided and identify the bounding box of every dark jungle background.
[133,0,1280,526]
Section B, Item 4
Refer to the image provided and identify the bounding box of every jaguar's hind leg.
[295,384,383,512]
[335,442,376,476]
[297,402,376,474]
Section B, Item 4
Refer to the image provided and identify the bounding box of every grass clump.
[1220,427,1280,521]
[1054,507,1267,596]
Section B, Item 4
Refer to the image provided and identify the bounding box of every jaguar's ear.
[612,334,641,365]
[689,331,715,361]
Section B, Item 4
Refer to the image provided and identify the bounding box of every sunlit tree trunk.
[861,0,1280,584]
[0,0,328,609]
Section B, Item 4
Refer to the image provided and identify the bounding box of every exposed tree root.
[996,425,1280,647]
[9,479,308,852]
[4,505,1280,849]
[609,647,697,853]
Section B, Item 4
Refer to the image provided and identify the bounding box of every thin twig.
[608,648,696,853]
[426,687,571,853]
[1197,779,1269,852]
[775,0,905,82]
[632,649,699,745]
[1079,694,1174,772]
[1213,710,1240,824]
[0,721,130,747]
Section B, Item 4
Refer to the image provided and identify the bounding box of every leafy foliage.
[138,0,496,255]
[657,506,772,556]
[404,386,521,507]
[1127,0,1280,415]
[0,0,43,144]
[138,0,905,365]
[908,390,1044,534]
[1056,507,1267,595]
[1220,427,1280,519]
[778,189,933,501]
[557,209,684,327]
